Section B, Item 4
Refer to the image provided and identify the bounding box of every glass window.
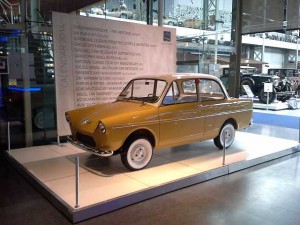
[198,79,225,101]
[79,0,147,23]
[118,79,166,103]
[178,79,198,103]
[182,79,196,94]
[162,81,179,105]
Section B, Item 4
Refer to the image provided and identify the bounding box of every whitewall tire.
[214,123,235,149]
[121,138,153,171]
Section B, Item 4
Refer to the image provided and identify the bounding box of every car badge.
[80,119,91,125]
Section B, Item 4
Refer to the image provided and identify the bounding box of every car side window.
[162,82,179,105]
[198,79,225,101]
[178,79,198,103]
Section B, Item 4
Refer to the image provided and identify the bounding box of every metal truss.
[0,0,20,24]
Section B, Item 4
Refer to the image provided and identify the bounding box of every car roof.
[134,73,220,83]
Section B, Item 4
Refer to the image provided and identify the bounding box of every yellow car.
[65,74,253,171]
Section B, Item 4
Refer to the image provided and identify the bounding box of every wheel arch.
[223,118,238,130]
[121,129,156,153]
[241,77,255,87]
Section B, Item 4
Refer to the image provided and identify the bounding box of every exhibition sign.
[52,12,176,136]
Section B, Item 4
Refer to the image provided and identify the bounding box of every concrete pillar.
[20,0,33,147]
[228,0,242,98]
[158,0,164,26]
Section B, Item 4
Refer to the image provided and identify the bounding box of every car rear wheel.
[120,13,128,19]
[214,123,235,149]
[121,138,153,171]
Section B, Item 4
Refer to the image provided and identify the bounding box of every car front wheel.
[214,123,235,149]
[240,77,254,95]
[120,13,128,19]
[121,138,153,171]
[258,87,276,104]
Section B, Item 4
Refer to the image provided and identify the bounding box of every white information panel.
[53,12,176,136]
[264,83,273,92]
[242,85,254,98]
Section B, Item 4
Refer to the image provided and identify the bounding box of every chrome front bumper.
[67,136,114,157]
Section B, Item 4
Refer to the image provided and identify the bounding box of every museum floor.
[0,109,300,225]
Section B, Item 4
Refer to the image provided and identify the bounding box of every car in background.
[240,74,295,104]
[66,74,253,171]
[153,16,183,26]
[183,18,202,29]
[220,66,295,104]
[104,7,133,19]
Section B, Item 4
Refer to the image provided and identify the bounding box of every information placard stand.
[264,82,273,110]
[242,85,254,99]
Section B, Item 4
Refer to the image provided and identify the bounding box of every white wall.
[53,12,177,136]
[263,47,284,69]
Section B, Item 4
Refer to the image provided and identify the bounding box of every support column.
[228,0,242,98]
[20,0,33,147]
[296,37,299,69]
[146,0,153,25]
[158,0,164,26]
[214,0,219,65]
[202,0,208,30]
[30,0,39,31]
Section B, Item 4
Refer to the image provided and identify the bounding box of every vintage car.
[65,74,253,171]
[220,67,295,104]
[153,16,183,26]
[183,18,202,29]
[240,74,295,103]
[104,7,133,19]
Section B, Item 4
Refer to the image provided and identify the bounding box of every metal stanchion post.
[266,92,269,110]
[222,131,226,165]
[75,157,80,208]
[7,121,11,152]
[57,136,61,145]
[299,117,300,144]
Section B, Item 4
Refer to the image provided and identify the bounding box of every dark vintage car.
[220,67,295,104]
[66,74,253,171]
[240,74,295,104]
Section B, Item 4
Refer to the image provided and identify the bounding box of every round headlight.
[65,113,71,123]
[98,122,106,133]
[273,79,279,87]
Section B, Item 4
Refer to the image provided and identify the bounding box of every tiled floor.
[0,113,300,224]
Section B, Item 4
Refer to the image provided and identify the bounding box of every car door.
[197,79,230,140]
[158,80,205,148]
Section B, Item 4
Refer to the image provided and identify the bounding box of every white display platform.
[6,132,300,223]
[253,101,290,110]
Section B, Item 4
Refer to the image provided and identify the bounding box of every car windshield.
[117,79,167,103]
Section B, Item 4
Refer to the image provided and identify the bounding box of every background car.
[240,74,294,104]
[220,67,295,104]
[183,18,202,29]
[104,8,133,19]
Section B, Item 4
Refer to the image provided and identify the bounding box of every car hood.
[67,101,157,132]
